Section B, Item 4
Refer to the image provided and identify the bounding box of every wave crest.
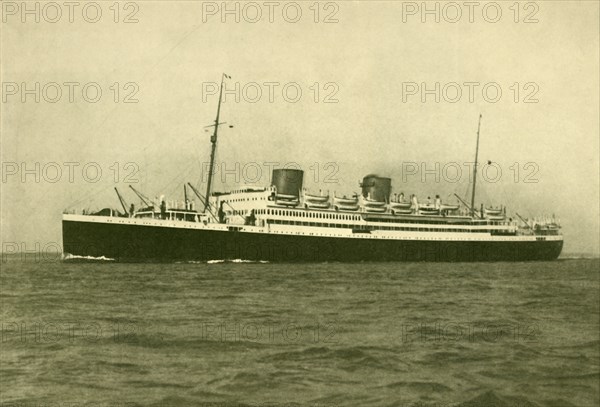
[207,259,269,264]
[62,253,115,261]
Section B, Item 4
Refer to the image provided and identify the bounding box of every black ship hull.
[62,219,563,263]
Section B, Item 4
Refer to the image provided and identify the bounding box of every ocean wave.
[173,259,269,264]
[558,255,600,260]
[62,253,115,261]
[261,346,404,372]
[206,259,269,264]
[382,381,452,393]
[456,390,541,407]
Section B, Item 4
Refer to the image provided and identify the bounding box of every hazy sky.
[1,1,599,255]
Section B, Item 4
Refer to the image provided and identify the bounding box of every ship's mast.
[470,114,483,218]
[204,73,230,212]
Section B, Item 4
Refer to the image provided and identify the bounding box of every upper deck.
[87,186,559,238]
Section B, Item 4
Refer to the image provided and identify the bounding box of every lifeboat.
[419,204,437,210]
[485,207,503,216]
[275,199,300,207]
[486,214,506,221]
[334,194,359,205]
[390,201,412,210]
[364,206,387,213]
[440,204,459,211]
[275,193,300,207]
[304,190,330,203]
[362,197,386,207]
[418,204,440,215]
[276,193,298,200]
[305,201,330,210]
[485,212,506,220]
[391,208,413,215]
[419,210,440,216]
[335,204,359,212]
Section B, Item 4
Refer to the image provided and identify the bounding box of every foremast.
[204,73,231,212]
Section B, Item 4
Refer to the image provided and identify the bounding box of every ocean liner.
[62,75,563,262]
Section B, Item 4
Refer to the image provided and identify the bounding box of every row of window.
[267,219,495,233]
[229,188,266,194]
[367,217,508,226]
[256,208,509,227]
[229,197,265,203]
[256,209,360,221]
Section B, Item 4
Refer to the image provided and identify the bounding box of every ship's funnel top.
[360,174,391,202]
[271,168,304,197]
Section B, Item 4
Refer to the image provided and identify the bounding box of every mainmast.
[204,73,231,212]
[470,114,483,218]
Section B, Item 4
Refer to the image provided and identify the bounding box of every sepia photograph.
[1,1,599,406]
